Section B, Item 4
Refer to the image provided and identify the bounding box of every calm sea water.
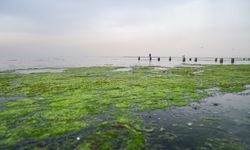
[0,56,250,71]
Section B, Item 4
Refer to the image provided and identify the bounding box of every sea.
[0,56,250,71]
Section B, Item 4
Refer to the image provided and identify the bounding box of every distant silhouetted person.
[215,58,218,62]
[219,58,223,64]
[182,56,186,62]
[138,56,140,61]
[231,58,235,64]
[158,57,160,61]
[194,57,197,62]
[149,53,152,61]
[169,56,172,61]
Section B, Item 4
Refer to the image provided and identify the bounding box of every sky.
[0,0,250,58]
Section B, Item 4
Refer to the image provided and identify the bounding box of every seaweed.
[0,65,250,149]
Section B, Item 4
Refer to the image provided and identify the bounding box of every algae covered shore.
[0,65,250,149]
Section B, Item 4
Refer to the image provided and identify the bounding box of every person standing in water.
[149,53,152,61]
[138,56,141,61]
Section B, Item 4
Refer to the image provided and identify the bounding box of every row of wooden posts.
[137,54,237,64]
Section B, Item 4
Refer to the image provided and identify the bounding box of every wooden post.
[194,57,197,62]
[231,58,235,64]
[215,58,218,62]
[158,57,160,61]
[169,56,172,61]
[189,58,192,61]
[182,56,186,62]
[138,56,140,61]
[219,58,223,64]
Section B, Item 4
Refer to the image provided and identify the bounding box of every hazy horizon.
[1,0,250,58]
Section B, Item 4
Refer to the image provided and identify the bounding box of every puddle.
[113,68,132,72]
[0,96,34,102]
[15,68,65,74]
[140,92,250,149]
[153,67,169,71]
[245,85,250,88]
[240,85,250,95]
[240,90,250,95]
[193,70,204,75]
[0,97,6,110]
[178,64,204,68]
[204,87,220,95]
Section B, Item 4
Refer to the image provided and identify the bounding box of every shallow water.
[0,96,5,101]
[113,67,132,72]
[15,68,65,74]
[140,92,250,149]
[1,56,250,71]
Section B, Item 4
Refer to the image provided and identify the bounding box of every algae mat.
[0,65,250,149]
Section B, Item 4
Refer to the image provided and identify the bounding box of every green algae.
[0,65,250,149]
[78,113,145,150]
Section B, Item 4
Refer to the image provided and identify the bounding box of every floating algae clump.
[0,65,250,149]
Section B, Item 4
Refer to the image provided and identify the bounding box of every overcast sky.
[0,0,250,58]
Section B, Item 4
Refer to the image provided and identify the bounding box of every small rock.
[77,137,80,140]
[191,103,200,110]
[212,103,219,106]
[187,122,193,126]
